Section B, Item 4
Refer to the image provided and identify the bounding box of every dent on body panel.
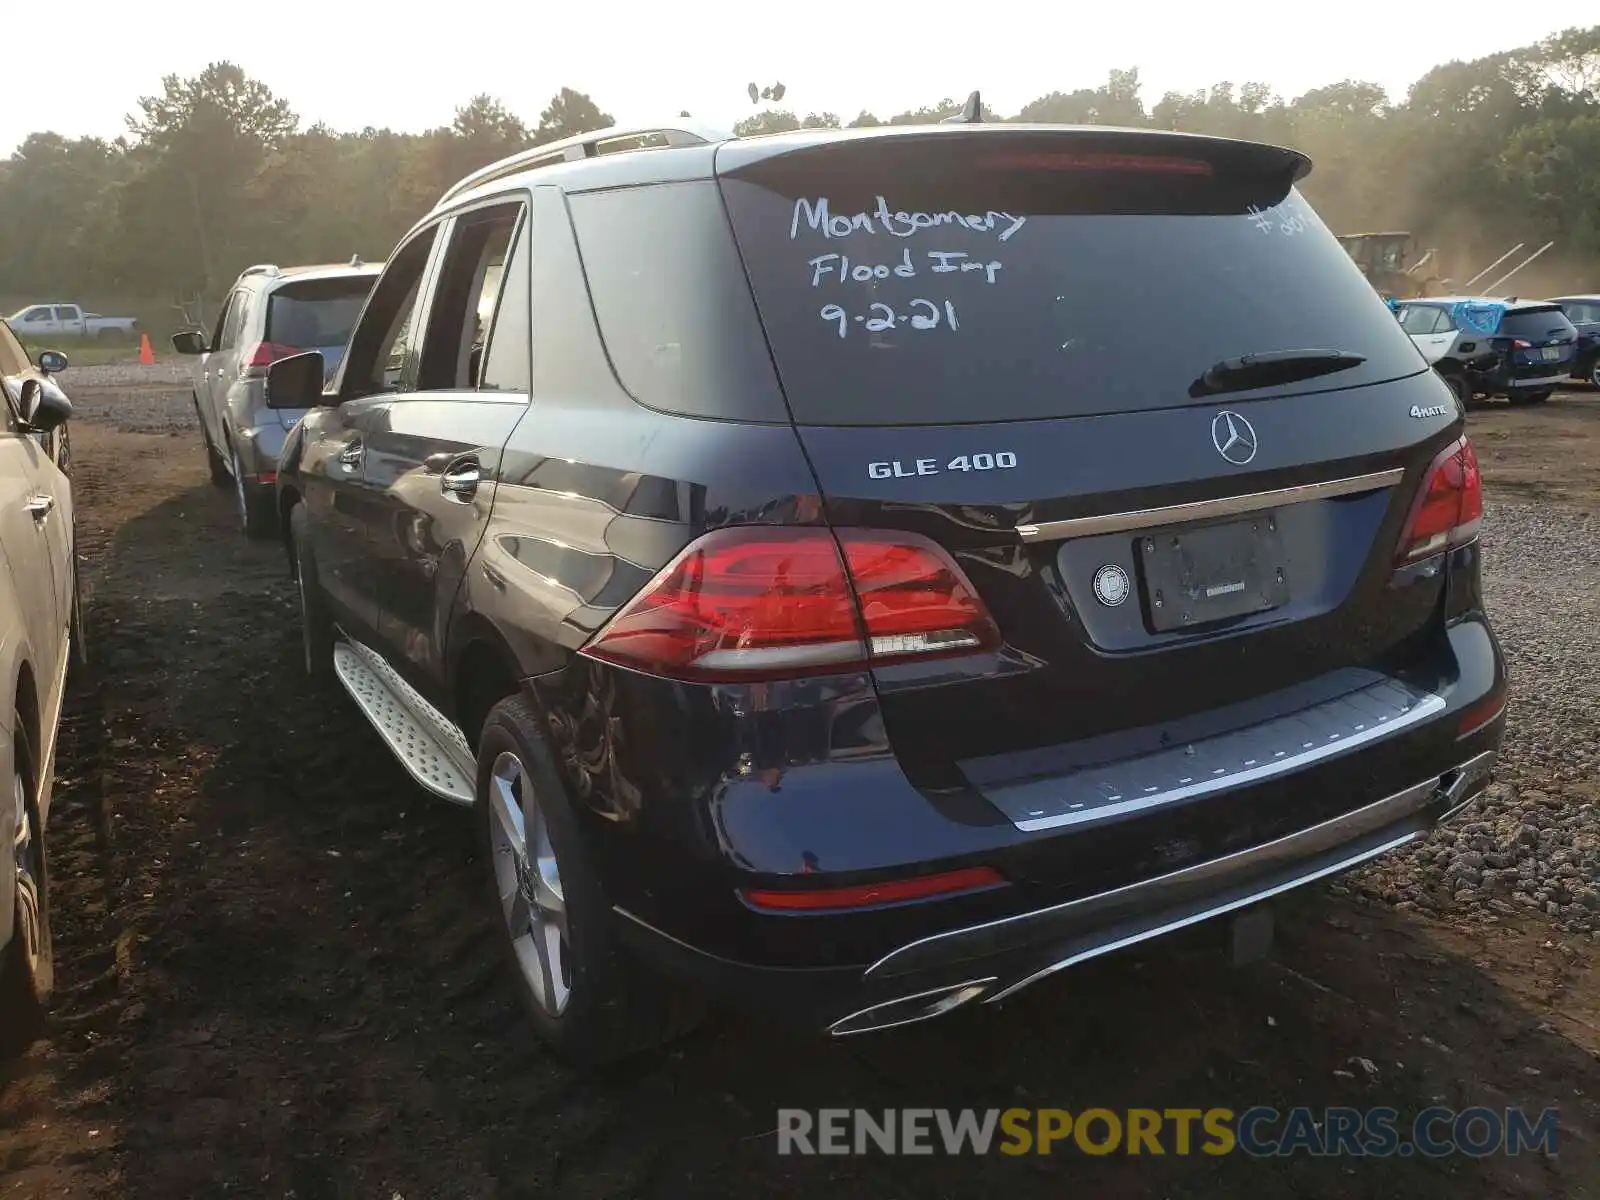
[529,655,894,870]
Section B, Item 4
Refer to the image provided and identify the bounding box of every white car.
[7,303,140,344]
[0,319,82,1056]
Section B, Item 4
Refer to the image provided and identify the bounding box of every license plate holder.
[1541,346,1561,362]
[1139,515,1290,632]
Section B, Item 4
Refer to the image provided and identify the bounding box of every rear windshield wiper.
[1189,349,1368,398]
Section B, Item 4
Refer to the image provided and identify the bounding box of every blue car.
[1547,295,1600,389]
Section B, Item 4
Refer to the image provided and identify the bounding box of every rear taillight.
[241,341,300,377]
[578,526,1001,683]
[1395,436,1484,565]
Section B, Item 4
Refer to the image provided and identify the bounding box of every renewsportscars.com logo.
[776,1106,1559,1158]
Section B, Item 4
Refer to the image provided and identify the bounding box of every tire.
[198,398,229,489]
[290,504,334,679]
[477,693,705,1066]
[1509,389,1553,406]
[1442,373,1472,409]
[0,724,52,1058]
[1587,357,1600,390]
[231,446,276,540]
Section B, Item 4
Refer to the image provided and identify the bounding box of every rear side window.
[1397,306,1445,335]
[1496,306,1577,341]
[266,276,375,352]
[719,134,1428,425]
[567,182,789,422]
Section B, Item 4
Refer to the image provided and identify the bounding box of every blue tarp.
[1450,300,1509,335]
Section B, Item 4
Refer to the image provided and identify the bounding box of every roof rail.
[437,119,735,206]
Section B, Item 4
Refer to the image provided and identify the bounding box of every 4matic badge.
[1410,404,1449,419]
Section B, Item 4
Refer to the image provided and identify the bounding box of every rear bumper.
[1478,362,1569,393]
[615,746,1499,1034]
[234,422,290,482]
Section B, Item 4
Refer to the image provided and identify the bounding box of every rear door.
[52,306,83,337]
[207,289,252,435]
[1398,304,1456,362]
[715,129,1459,776]
[300,227,441,643]
[198,290,245,443]
[360,198,531,702]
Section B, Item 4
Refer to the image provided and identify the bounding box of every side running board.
[331,638,476,806]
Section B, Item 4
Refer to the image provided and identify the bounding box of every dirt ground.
[2,388,1599,1198]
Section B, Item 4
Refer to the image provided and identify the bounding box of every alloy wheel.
[487,750,571,1016]
[11,767,40,978]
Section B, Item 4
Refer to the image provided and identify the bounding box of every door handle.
[338,440,364,471]
[441,458,481,500]
[24,495,54,520]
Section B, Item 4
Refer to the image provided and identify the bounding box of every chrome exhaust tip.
[828,978,996,1037]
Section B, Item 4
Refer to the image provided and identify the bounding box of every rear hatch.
[258,275,375,422]
[715,127,1462,785]
[1489,304,1577,381]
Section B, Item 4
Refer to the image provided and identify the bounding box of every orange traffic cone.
[138,333,155,365]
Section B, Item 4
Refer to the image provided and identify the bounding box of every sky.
[1,3,1582,156]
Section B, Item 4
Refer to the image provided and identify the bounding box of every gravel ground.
[1352,500,1600,935]
[65,386,195,434]
[60,359,194,390]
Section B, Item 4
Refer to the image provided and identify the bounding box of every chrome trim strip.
[1012,689,1446,833]
[827,978,997,1038]
[866,771,1447,981]
[36,623,72,820]
[981,831,1418,1006]
[1014,468,1406,543]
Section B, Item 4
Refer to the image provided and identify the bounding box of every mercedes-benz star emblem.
[1093,563,1130,607]
[1211,410,1259,466]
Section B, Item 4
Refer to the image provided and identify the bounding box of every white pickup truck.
[6,302,140,342]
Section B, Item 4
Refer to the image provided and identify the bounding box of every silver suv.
[172,259,381,538]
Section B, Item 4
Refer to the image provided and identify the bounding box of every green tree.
[119,62,300,293]
[535,88,614,144]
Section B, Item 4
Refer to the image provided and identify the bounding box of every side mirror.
[171,330,208,356]
[265,351,328,410]
[36,349,68,375]
[19,379,72,433]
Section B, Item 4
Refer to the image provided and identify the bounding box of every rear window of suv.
[1494,306,1577,341]
[266,276,376,351]
[718,132,1428,426]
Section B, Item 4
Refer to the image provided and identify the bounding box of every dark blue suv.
[1548,294,1600,388]
[271,119,1508,1064]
